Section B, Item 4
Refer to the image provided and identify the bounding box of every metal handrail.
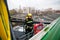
[17,30,34,40]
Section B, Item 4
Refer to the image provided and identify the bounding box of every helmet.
[27,13,32,17]
[26,16,28,19]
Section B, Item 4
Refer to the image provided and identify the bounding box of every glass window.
[7,0,60,40]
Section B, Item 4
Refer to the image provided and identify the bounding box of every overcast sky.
[7,0,60,10]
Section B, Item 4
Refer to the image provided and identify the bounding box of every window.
[7,0,60,40]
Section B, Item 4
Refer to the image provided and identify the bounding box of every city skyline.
[7,0,60,10]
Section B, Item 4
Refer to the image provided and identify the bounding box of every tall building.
[23,7,29,14]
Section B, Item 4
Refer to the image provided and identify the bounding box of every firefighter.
[24,13,33,34]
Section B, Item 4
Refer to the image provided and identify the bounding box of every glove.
[30,27,33,29]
